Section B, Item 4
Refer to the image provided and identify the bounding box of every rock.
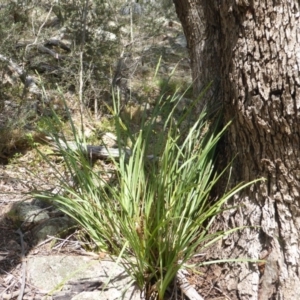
[31,216,76,244]
[107,21,118,29]
[26,255,141,299]
[119,3,144,16]
[100,132,118,148]
[175,34,187,48]
[94,28,117,42]
[7,202,50,225]
[6,200,76,244]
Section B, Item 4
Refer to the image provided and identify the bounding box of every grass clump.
[32,91,261,299]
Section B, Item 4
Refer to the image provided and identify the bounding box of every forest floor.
[0,1,233,299]
[0,152,228,300]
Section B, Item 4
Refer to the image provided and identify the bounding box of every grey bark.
[173,0,300,299]
[173,1,221,112]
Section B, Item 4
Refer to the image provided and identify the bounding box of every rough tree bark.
[173,1,300,299]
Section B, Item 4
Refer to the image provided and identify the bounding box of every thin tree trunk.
[173,1,221,112]
[174,0,300,299]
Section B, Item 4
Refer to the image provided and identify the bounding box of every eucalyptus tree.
[173,1,300,299]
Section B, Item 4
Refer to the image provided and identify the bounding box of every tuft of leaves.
[32,89,262,299]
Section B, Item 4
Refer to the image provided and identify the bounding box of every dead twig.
[16,228,27,300]
[176,269,204,300]
[45,136,156,161]
[0,54,41,96]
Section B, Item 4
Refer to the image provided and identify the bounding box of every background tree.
[173,0,300,299]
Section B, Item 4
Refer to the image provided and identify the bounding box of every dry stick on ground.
[16,228,26,300]
[1,289,30,300]
[176,270,204,300]
[24,5,53,54]
[16,38,71,59]
[0,54,41,96]
[36,44,68,60]
[46,137,156,160]
[0,38,70,98]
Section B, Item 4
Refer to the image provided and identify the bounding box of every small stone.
[31,216,76,244]
[7,202,50,225]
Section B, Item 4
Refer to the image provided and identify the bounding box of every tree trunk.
[173,0,300,299]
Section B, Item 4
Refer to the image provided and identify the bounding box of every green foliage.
[0,0,190,159]
[0,0,122,155]
[1,2,261,297]
[32,89,262,299]
[156,77,193,99]
[36,115,63,134]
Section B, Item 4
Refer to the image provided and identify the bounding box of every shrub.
[32,90,261,299]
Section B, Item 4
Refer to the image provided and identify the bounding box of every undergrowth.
[31,84,262,300]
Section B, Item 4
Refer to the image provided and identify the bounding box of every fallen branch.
[45,38,71,52]
[16,40,70,60]
[46,137,156,161]
[16,228,27,300]
[1,289,29,300]
[37,44,68,60]
[177,269,204,300]
[0,54,41,96]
